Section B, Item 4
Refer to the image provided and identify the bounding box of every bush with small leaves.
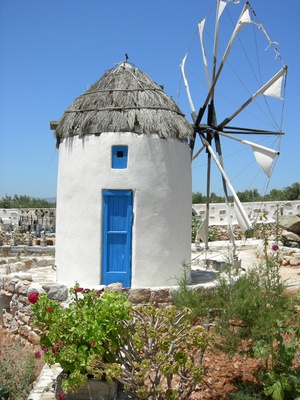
[88,304,209,399]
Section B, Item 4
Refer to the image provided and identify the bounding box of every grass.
[0,328,44,400]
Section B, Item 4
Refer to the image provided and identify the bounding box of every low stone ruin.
[279,214,300,248]
[0,230,55,247]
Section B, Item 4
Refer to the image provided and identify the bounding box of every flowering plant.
[29,284,131,391]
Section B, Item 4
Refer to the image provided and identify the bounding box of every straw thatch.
[53,63,193,147]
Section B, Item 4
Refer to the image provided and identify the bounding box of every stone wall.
[204,223,283,242]
[1,273,174,345]
[193,200,300,226]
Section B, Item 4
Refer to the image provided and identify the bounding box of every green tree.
[0,195,55,209]
[210,192,224,203]
[192,192,206,204]
[282,182,300,200]
[264,188,284,201]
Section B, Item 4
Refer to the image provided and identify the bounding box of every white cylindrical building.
[51,62,193,288]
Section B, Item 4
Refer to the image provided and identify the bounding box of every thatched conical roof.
[52,63,193,147]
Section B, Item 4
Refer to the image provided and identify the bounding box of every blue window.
[112,146,128,169]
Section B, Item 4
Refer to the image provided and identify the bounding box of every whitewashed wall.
[55,132,192,288]
[193,200,300,225]
[0,209,19,231]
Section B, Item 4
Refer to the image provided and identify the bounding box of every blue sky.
[0,0,299,200]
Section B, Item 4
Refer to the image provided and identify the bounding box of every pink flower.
[52,346,59,355]
[35,351,42,359]
[83,288,90,293]
[46,307,53,312]
[28,292,39,304]
[271,243,279,252]
[56,341,62,348]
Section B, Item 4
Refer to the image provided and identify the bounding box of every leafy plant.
[254,319,300,400]
[174,206,300,399]
[30,286,210,399]
[0,331,43,400]
[227,382,266,399]
[29,284,131,392]
[248,208,300,399]
[88,304,209,399]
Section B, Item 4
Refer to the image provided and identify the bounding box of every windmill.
[181,0,287,257]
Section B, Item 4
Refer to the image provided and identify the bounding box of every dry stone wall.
[0,265,173,345]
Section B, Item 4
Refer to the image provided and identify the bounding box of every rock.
[28,330,40,345]
[3,277,19,292]
[278,215,300,234]
[290,257,300,267]
[8,262,27,273]
[18,311,31,325]
[32,259,48,268]
[22,258,33,269]
[105,282,123,291]
[28,283,46,296]
[150,289,171,304]
[44,284,69,301]
[0,290,13,308]
[281,230,300,243]
[281,230,300,248]
[12,273,33,282]
[15,280,32,294]
[18,324,30,338]
[127,288,151,304]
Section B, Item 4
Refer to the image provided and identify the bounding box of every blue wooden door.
[102,190,133,287]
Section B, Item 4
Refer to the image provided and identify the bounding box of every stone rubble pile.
[278,214,300,248]
[253,215,300,268]
[199,223,283,243]
[0,256,55,275]
[0,230,55,247]
[280,248,300,267]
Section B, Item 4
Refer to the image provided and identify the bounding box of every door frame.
[101,189,133,287]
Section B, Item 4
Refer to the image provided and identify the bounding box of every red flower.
[96,290,104,295]
[57,391,67,400]
[52,346,59,355]
[83,288,90,293]
[35,351,42,359]
[75,287,84,293]
[41,344,49,353]
[46,307,53,312]
[90,340,96,346]
[28,292,39,304]
[56,341,62,348]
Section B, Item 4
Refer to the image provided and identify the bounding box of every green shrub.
[88,304,209,399]
[29,285,131,392]
[173,212,300,400]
